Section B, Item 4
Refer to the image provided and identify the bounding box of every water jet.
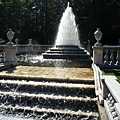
[42,2,92,66]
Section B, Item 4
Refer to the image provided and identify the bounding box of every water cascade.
[0,78,98,119]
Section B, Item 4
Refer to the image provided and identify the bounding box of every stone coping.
[104,75,120,103]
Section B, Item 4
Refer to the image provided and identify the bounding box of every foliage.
[0,38,5,44]
[0,0,120,45]
[72,0,120,45]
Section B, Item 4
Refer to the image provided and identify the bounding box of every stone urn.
[6,29,15,45]
[94,28,103,46]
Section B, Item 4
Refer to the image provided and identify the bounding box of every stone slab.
[0,66,94,83]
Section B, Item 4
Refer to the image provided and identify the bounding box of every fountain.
[42,2,92,65]
[0,2,98,120]
[55,2,80,46]
[16,2,92,67]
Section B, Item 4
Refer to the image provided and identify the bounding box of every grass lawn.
[103,70,120,83]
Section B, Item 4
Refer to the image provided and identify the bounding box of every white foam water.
[0,115,32,120]
[55,2,80,46]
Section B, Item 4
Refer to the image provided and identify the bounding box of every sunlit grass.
[103,70,120,83]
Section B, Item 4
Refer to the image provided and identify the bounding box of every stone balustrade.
[103,46,120,66]
[32,45,54,53]
[16,44,54,54]
[92,64,120,120]
[93,46,120,68]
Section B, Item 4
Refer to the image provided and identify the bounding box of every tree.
[0,0,120,45]
[73,0,120,45]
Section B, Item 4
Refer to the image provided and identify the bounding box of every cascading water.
[0,78,98,120]
[55,2,80,46]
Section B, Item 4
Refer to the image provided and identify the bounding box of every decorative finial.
[94,28,103,46]
[6,28,15,45]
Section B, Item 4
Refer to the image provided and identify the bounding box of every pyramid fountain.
[17,2,92,67]
[42,3,92,63]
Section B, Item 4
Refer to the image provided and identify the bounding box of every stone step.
[0,92,97,112]
[46,50,87,54]
[42,45,92,61]
[0,91,97,112]
[0,105,98,119]
[55,45,82,48]
[43,53,91,59]
[0,77,94,84]
[50,47,85,51]
[0,80,95,97]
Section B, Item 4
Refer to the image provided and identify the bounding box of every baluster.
[116,49,120,65]
[45,46,47,51]
[0,51,2,62]
[40,46,42,50]
[104,49,109,65]
[87,40,91,53]
[41,46,43,51]
[110,49,115,65]
[39,46,41,50]
[2,51,4,62]
[2,50,5,62]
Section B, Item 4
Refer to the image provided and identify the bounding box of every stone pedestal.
[93,46,103,64]
[29,45,33,52]
[4,45,16,65]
